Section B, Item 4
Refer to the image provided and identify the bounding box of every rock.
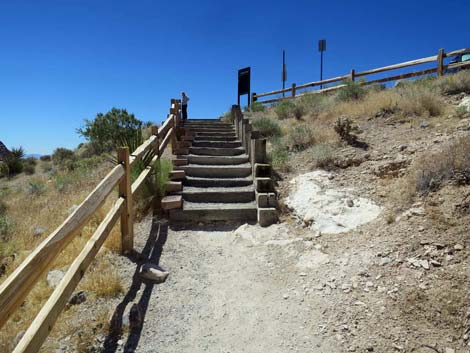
[139,263,169,284]
[459,96,470,111]
[32,226,46,237]
[399,145,408,151]
[47,269,65,288]
[346,199,354,207]
[420,121,429,128]
[69,290,87,305]
[378,257,392,266]
[454,244,464,251]
[420,259,430,270]
[373,155,410,178]
[444,348,455,353]
[283,294,289,300]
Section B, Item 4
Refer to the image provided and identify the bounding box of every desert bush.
[337,79,366,101]
[287,124,316,151]
[455,106,470,119]
[27,180,47,196]
[412,136,470,195]
[40,155,51,161]
[3,147,24,176]
[437,70,470,95]
[334,117,359,145]
[269,139,289,172]
[221,110,233,123]
[252,116,282,139]
[23,157,37,175]
[274,100,296,120]
[52,147,75,167]
[77,108,145,153]
[250,102,266,112]
[41,161,53,173]
[0,162,8,178]
[309,144,336,170]
[297,94,330,117]
[0,215,13,239]
[397,85,444,117]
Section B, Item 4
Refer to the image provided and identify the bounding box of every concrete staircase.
[168,119,258,223]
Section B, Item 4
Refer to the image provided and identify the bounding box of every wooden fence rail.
[0,99,182,353]
[253,47,470,104]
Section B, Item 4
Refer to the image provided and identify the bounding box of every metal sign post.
[238,67,251,107]
[282,50,287,97]
[318,39,326,89]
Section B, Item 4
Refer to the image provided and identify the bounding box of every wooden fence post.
[350,69,355,81]
[117,147,133,254]
[151,125,160,209]
[437,48,445,77]
[292,83,296,97]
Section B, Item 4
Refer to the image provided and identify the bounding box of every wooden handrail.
[1,98,182,353]
[253,47,470,104]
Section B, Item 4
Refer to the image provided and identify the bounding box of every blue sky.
[0,0,469,154]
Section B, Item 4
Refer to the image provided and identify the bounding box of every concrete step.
[182,186,255,203]
[185,119,229,124]
[170,170,185,180]
[195,131,236,137]
[169,201,257,222]
[189,146,245,156]
[187,154,249,165]
[184,176,253,188]
[193,135,238,142]
[178,163,252,178]
[192,140,242,148]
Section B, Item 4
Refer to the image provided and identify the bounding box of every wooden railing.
[253,47,470,104]
[0,99,183,353]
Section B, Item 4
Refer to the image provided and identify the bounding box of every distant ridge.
[0,141,11,161]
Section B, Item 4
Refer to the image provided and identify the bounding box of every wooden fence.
[253,47,470,104]
[0,99,183,353]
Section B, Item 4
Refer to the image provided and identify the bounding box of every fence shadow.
[102,217,169,353]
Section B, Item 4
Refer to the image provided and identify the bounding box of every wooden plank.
[166,181,182,193]
[161,195,182,210]
[157,115,173,140]
[446,61,470,70]
[0,164,124,330]
[118,148,133,254]
[445,48,470,57]
[129,135,157,168]
[296,74,349,90]
[355,55,437,77]
[170,170,185,180]
[131,166,152,195]
[13,198,125,353]
[359,68,437,86]
[159,127,174,155]
[253,86,293,99]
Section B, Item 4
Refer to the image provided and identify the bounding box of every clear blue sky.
[1,0,469,155]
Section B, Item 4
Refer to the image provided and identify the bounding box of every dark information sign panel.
[238,67,251,106]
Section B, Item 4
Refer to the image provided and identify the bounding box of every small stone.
[420,259,430,270]
[46,269,65,288]
[69,290,87,305]
[444,348,455,353]
[32,226,46,237]
[346,199,354,207]
[454,244,464,251]
[283,294,289,300]
[139,263,169,284]
[430,259,442,267]
[299,272,307,277]
[366,346,374,352]
[399,145,408,151]
[314,244,322,250]
[379,257,392,266]
[420,121,429,128]
[14,331,25,347]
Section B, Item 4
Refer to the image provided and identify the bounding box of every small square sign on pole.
[238,67,251,107]
[318,39,327,52]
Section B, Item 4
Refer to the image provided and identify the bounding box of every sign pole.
[282,50,286,97]
[318,39,326,90]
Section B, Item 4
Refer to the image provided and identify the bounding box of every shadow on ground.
[102,217,168,353]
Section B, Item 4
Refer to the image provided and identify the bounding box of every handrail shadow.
[102,217,169,353]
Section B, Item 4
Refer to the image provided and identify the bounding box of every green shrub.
[0,200,6,216]
[334,117,359,145]
[0,162,8,178]
[23,157,37,175]
[397,85,444,117]
[77,108,145,153]
[3,147,24,176]
[27,180,47,195]
[455,106,469,119]
[337,79,366,101]
[274,100,296,120]
[297,94,328,116]
[154,159,172,197]
[52,148,75,166]
[250,102,266,112]
[252,117,282,139]
[309,144,336,170]
[287,125,316,151]
[0,215,13,239]
[269,139,289,172]
[41,161,53,173]
[40,155,51,161]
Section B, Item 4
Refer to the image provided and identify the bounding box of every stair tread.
[182,200,257,210]
[181,163,251,169]
[183,185,255,193]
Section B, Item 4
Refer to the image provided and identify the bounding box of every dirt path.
[103,218,340,353]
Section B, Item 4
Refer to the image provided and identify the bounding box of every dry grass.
[0,159,128,352]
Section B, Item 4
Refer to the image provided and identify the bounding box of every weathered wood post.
[251,132,267,170]
[117,147,133,254]
[151,125,160,209]
[170,99,178,154]
[292,83,296,97]
[437,48,445,77]
[350,69,356,82]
